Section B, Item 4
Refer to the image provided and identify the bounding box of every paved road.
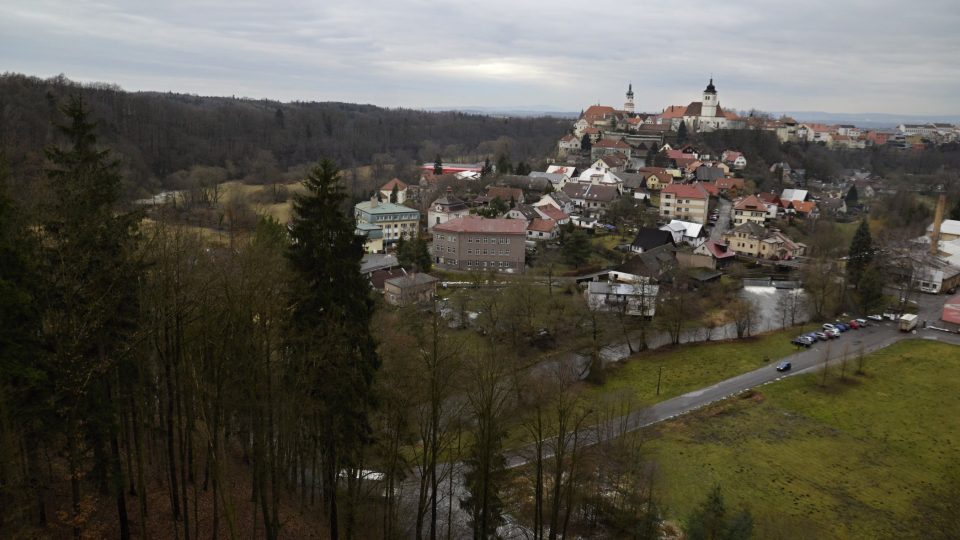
[709,197,732,241]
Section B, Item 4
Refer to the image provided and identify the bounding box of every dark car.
[776,361,792,372]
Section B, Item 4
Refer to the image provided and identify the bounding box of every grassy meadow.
[644,339,960,539]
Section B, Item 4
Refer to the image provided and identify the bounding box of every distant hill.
[425,106,580,118]
[775,111,960,129]
[0,73,568,197]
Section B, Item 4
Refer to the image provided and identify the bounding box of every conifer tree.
[41,96,141,540]
[434,155,443,175]
[390,183,399,203]
[286,159,379,540]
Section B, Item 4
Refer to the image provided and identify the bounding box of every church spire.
[705,77,716,94]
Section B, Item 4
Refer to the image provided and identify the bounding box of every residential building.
[732,195,769,226]
[427,187,470,230]
[591,137,633,160]
[354,197,420,244]
[534,203,570,225]
[505,204,540,222]
[721,150,747,169]
[723,223,806,259]
[558,134,581,156]
[379,178,409,204]
[692,240,738,268]
[660,182,710,224]
[356,223,384,253]
[534,191,575,214]
[527,218,558,240]
[486,186,525,206]
[585,280,659,317]
[431,216,527,272]
[659,220,705,247]
[383,273,439,307]
[631,227,675,254]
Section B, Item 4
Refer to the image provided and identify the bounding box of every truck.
[899,313,919,332]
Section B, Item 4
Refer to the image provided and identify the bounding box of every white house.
[585,279,659,317]
[659,220,706,247]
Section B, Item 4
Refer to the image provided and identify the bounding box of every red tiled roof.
[583,127,600,134]
[527,218,557,233]
[757,192,779,204]
[486,186,523,202]
[560,134,577,142]
[381,178,408,191]
[582,105,616,121]
[662,183,708,200]
[433,215,527,234]
[734,195,766,212]
[537,205,567,221]
[705,240,737,259]
[789,201,817,214]
[716,178,745,190]
[702,183,719,197]
[594,138,631,149]
[660,105,687,118]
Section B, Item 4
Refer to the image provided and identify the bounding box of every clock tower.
[624,83,635,113]
[702,78,718,117]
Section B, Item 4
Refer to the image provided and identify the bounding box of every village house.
[659,220,706,247]
[732,195,769,226]
[660,182,711,225]
[585,279,659,317]
[640,167,673,191]
[379,178,409,204]
[631,227,675,254]
[383,272,439,307]
[534,191,575,214]
[689,240,738,269]
[505,204,540,222]
[558,134,581,156]
[526,218,558,241]
[427,187,470,230]
[723,223,806,260]
[721,150,747,169]
[591,137,633,161]
[431,216,527,272]
[534,203,570,225]
[354,197,420,245]
[486,185,525,206]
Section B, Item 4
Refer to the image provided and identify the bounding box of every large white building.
[679,79,742,132]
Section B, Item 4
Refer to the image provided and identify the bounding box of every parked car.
[867,314,883,322]
[822,323,838,332]
[835,323,849,332]
[855,318,868,326]
[815,332,829,341]
[776,361,792,372]
[792,336,813,347]
[827,329,842,338]
[848,320,860,329]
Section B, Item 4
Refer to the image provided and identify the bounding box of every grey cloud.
[1,0,957,114]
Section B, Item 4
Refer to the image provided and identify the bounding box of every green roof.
[355,201,419,216]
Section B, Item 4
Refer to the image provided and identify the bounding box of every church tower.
[702,78,718,117]
[624,82,635,113]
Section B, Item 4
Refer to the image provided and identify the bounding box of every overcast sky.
[3,0,959,115]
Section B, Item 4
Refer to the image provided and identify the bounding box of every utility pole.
[656,366,663,396]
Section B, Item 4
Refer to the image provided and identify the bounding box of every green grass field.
[583,324,820,407]
[644,339,960,539]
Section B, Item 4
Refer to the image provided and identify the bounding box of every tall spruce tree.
[41,96,141,539]
[0,156,48,529]
[286,159,379,540]
[847,219,874,287]
[434,154,443,175]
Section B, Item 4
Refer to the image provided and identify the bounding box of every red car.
[848,320,860,329]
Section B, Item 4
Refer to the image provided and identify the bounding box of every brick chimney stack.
[931,193,946,256]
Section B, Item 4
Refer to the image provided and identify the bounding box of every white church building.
[680,79,742,132]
